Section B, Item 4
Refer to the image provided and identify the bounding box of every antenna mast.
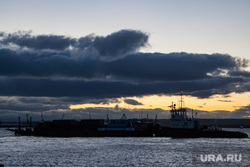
[89,112,91,120]
[62,113,65,120]
[180,91,183,109]
[192,109,193,120]
[41,113,44,122]
[106,114,109,123]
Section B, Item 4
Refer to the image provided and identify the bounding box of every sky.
[0,0,250,121]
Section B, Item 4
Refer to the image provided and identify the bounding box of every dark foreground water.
[0,128,249,167]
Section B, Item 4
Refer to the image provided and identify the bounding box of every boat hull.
[13,127,248,138]
[157,128,248,138]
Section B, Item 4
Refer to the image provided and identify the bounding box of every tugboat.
[165,93,248,138]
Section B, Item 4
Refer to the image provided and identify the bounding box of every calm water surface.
[0,128,249,167]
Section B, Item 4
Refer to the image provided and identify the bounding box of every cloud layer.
[0,30,148,59]
[0,29,250,120]
[0,29,249,98]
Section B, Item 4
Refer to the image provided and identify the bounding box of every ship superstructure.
[169,94,198,129]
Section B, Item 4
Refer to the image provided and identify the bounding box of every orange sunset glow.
[70,92,250,112]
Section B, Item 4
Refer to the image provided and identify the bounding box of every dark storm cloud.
[0,31,75,50]
[0,77,243,98]
[0,49,99,77]
[58,97,120,105]
[92,30,148,57]
[0,30,148,59]
[107,52,236,81]
[124,99,143,105]
[0,49,238,82]
[0,29,249,100]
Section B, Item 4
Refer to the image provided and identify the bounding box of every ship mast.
[180,91,183,109]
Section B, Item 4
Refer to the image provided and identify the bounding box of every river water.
[0,128,249,167]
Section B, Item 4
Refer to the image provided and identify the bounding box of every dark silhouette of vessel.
[14,115,158,137]
[12,94,248,138]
